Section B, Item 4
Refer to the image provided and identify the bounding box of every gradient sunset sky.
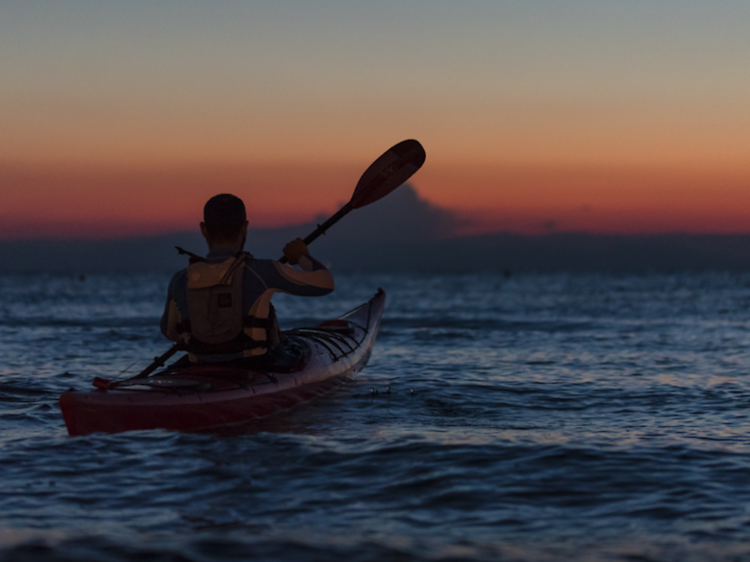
[2,1,750,239]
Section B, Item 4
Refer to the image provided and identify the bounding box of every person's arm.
[264,238,334,296]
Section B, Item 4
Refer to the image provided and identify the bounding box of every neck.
[206,232,246,254]
[207,241,243,253]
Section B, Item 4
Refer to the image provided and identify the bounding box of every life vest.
[174,248,280,362]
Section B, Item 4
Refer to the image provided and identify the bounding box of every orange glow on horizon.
[3,160,750,240]
[420,163,750,236]
[0,161,363,240]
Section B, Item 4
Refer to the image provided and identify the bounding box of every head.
[200,194,248,250]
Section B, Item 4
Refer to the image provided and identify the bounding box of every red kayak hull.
[59,290,385,436]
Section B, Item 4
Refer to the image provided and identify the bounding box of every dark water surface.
[3,272,750,561]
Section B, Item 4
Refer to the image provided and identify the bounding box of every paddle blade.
[350,139,426,209]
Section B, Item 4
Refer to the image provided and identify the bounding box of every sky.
[2,1,750,240]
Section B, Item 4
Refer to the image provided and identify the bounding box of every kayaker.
[160,193,334,366]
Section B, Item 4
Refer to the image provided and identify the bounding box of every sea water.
[2,272,750,561]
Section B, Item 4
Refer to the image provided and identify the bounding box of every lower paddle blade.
[350,139,426,209]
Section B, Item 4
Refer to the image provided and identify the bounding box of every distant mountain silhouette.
[2,185,750,274]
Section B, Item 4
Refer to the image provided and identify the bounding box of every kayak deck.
[59,289,386,436]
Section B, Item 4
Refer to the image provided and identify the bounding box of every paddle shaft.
[278,203,352,264]
[133,343,184,380]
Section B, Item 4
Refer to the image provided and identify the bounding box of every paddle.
[103,140,425,387]
[279,139,427,263]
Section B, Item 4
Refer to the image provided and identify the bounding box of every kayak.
[59,289,386,436]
